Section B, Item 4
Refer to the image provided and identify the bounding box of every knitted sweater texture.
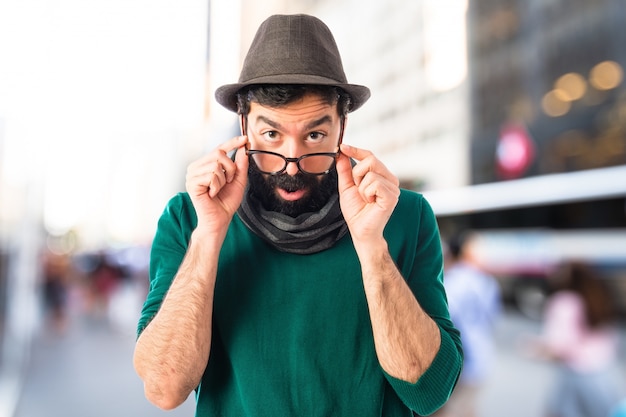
[138,189,462,416]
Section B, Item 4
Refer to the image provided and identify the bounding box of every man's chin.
[272,199,311,217]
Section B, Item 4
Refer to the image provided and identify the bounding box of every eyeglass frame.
[239,113,345,176]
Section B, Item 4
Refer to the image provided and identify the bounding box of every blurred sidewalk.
[11,309,196,417]
[479,310,626,417]
[478,310,554,416]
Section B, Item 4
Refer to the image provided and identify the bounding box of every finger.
[209,142,250,197]
[341,143,399,188]
[208,169,226,198]
[340,144,376,186]
[186,168,213,200]
[232,144,249,185]
[218,135,248,154]
[339,143,372,162]
[187,136,248,197]
[360,174,400,207]
[217,135,248,184]
[357,171,383,203]
[336,151,356,194]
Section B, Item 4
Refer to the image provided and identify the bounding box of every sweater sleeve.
[136,193,196,336]
[383,192,463,415]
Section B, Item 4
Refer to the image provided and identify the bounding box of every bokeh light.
[590,60,624,91]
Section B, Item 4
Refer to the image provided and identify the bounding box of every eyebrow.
[254,115,333,131]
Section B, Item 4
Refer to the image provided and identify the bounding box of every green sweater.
[138,189,462,416]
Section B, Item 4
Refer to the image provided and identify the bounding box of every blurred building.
[409,1,626,222]
[454,0,626,228]
[428,0,626,316]
[469,0,626,183]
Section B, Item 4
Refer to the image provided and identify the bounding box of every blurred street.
[12,307,196,417]
[481,311,568,417]
[483,311,626,417]
[10,303,626,417]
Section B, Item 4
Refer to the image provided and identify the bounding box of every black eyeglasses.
[246,149,339,175]
[241,115,345,176]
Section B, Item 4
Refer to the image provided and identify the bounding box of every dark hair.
[446,230,473,261]
[447,235,464,260]
[556,261,618,328]
[236,84,352,117]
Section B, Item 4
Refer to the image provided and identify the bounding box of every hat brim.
[215,75,371,113]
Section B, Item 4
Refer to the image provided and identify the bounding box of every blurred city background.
[1,0,625,416]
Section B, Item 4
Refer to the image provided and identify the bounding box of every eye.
[307,131,326,142]
[261,130,278,141]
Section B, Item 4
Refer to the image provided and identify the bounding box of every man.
[134,14,462,417]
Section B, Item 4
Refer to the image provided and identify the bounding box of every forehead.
[248,93,339,125]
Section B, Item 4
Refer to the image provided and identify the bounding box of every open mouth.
[276,187,308,201]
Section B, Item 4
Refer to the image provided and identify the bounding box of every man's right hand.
[185,135,249,235]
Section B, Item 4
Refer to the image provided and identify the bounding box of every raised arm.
[336,144,441,383]
[133,136,248,409]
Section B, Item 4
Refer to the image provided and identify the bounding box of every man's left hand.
[336,144,400,247]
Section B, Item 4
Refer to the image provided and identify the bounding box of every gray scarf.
[237,188,349,255]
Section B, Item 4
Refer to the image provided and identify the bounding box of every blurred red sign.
[496,123,535,179]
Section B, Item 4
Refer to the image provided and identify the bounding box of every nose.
[283,141,303,176]
[285,159,300,176]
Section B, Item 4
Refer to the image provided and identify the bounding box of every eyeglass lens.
[250,152,336,175]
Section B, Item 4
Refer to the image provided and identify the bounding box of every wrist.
[190,226,227,252]
[353,237,391,276]
[353,236,388,259]
[356,241,401,295]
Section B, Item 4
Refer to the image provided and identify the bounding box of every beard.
[248,159,338,218]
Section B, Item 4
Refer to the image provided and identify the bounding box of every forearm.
[357,238,441,383]
[133,229,221,409]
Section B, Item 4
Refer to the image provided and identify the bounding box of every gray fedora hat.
[215,14,370,113]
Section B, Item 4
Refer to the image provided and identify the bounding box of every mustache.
[266,172,318,192]
[247,158,320,192]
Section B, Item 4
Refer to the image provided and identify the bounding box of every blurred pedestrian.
[86,251,124,318]
[434,232,501,417]
[531,261,624,417]
[134,13,462,417]
[41,248,71,334]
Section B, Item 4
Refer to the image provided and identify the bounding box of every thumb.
[336,151,355,194]
[233,145,249,185]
